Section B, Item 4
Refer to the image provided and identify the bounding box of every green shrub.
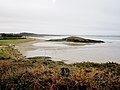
[0,49,10,59]
[74,62,100,68]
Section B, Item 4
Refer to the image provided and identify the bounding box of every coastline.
[15,38,44,55]
[15,36,120,64]
[0,37,120,90]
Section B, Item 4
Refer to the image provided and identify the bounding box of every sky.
[0,0,120,35]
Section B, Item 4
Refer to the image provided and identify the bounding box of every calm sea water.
[25,35,120,64]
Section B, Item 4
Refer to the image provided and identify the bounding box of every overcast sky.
[0,0,120,35]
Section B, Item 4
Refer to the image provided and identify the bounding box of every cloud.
[0,0,120,35]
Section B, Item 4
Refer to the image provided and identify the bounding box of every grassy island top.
[47,36,104,43]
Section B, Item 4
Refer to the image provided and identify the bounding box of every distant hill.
[19,32,62,37]
[0,32,62,37]
[0,33,25,40]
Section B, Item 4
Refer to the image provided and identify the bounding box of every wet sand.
[15,38,44,54]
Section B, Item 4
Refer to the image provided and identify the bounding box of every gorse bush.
[0,59,120,90]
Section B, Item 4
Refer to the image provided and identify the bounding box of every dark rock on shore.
[27,56,51,60]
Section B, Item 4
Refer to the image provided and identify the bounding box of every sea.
[25,35,120,64]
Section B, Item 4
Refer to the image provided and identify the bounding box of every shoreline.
[15,37,120,64]
[15,38,44,55]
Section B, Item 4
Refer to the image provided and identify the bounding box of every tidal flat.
[17,36,120,64]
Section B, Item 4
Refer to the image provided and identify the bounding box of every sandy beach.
[15,38,44,55]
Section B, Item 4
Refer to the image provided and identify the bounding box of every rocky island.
[47,36,104,43]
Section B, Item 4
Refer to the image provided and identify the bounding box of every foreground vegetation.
[47,36,104,43]
[0,47,10,59]
[0,45,120,90]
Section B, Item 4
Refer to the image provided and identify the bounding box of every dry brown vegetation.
[0,46,120,90]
